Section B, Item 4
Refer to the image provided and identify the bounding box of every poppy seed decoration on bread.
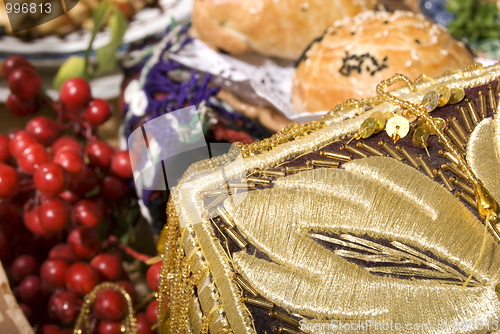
[292,10,475,113]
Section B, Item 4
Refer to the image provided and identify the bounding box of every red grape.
[111,151,132,179]
[67,226,100,259]
[9,130,38,158]
[26,116,62,146]
[84,99,112,126]
[145,300,158,325]
[98,321,122,334]
[40,258,70,291]
[73,200,103,228]
[90,253,122,281]
[34,162,69,197]
[6,94,36,117]
[0,163,19,198]
[38,198,71,232]
[18,143,50,174]
[48,244,78,263]
[24,207,51,236]
[48,290,81,323]
[93,289,125,321]
[19,275,43,305]
[19,303,33,324]
[59,190,82,205]
[116,281,136,304]
[50,136,81,155]
[101,175,128,200]
[52,148,84,179]
[146,262,161,292]
[59,78,92,109]
[65,262,100,296]
[7,67,42,99]
[2,56,34,77]
[86,141,113,169]
[136,313,153,334]
[70,165,99,194]
[38,324,61,334]
[11,255,39,282]
[0,134,10,162]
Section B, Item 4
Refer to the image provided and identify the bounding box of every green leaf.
[95,9,128,76]
[53,56,87,91]
[92,0,113,35]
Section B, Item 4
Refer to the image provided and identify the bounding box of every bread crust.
[292,10,475,113]
[192,0,376,60]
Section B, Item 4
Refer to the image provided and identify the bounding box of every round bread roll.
[192,0,377,60]
[292,10,475,113]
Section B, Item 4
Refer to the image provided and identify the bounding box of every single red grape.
[146,262,161,292]
[136,313,154,334]
[0,163,19,198]
[101,175,128,200]
[67,226,100,259]
[145,300,158,325]
[116,281,136,304]
[26,116,62,146]
[90,253,122,281]
[86,141,113,169]
[70,165,99,195]
[73,200,103,228]
[110,151,133,179]
[50,136,81,155]
[98,321,122,334]
[93,289,125,321]
[84,99,112,126]
[34,162,69,197]
[2,56,34,77]
[52,148,84,179]
[11,254,39,282]
[65,262,100,296]
[9,130,38,158]
[24,207,51,236]
[19,275,43,305]
[6,94,36,117]
[48,290,82,323]
[7,67,42,99]
[38,198,70,232]
[40,258,70,291]
[18,143,50,174]
[48,243,78,263]
[58,190,82,205]
[59,78,92,109]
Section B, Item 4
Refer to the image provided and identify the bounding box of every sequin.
[436,86,451,107]
[448,87,465,104]
[359,118,377,138]
[386,116,410,141]
[371,111,387,133]
[421,91,440,112]
[427,117,446,135]
[412,124,431,147]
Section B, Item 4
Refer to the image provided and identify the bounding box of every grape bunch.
[0,56,160,334]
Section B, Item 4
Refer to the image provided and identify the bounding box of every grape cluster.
[0,56,160,334]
